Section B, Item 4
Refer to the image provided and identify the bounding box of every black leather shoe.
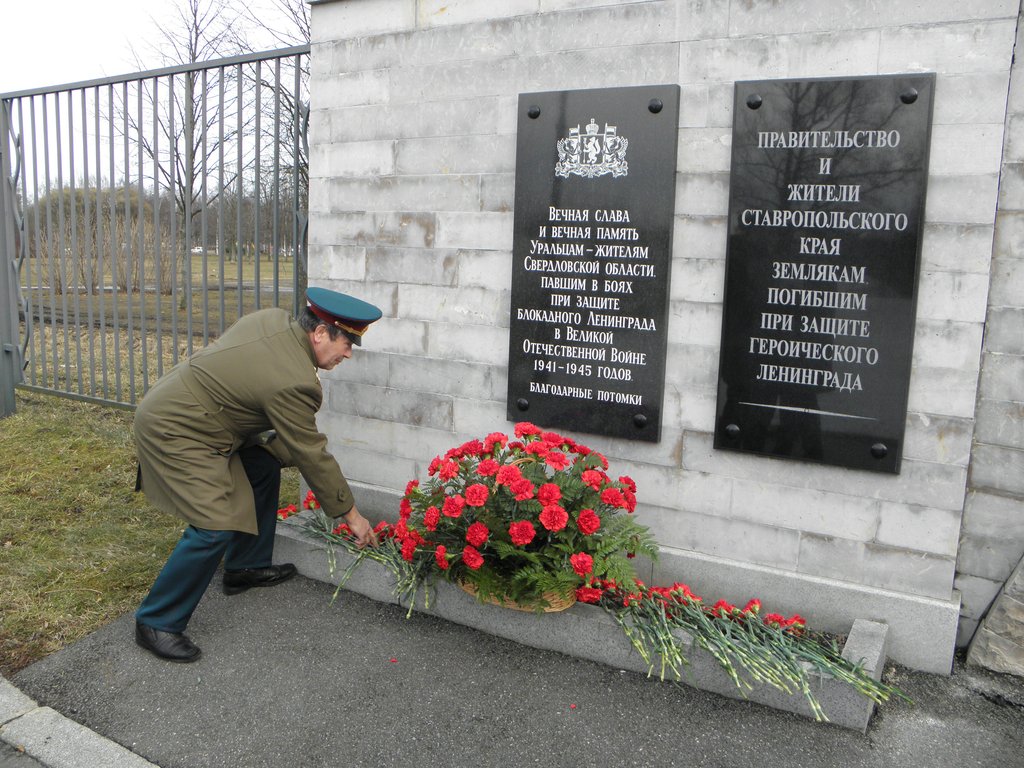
[222,563,297,595]
[135,622,202,663]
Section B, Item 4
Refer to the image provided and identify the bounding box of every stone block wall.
[307,0,1023,673]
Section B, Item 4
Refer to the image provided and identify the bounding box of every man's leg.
[222,445,296,593]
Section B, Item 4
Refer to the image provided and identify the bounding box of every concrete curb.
[276,518,889,732]
[0,676,158,768]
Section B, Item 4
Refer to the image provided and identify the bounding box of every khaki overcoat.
[133,308,355,534]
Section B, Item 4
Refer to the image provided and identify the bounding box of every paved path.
[4,574,1024,767]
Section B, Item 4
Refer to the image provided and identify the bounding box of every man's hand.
[343,505,379,548]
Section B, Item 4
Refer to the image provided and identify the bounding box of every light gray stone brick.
[978,352,1024,402]
[920,223,993,274]
[319,175,483,214]
[862,544,956,600]
[451,397,511,438]
[480,173,515,212]
[956,534,1024,583]
[676,172,729,217]
[933,71,1015,125]
[669,258,724,305]
[309,244,367,282]
[321,350,389,386]
[674,388,718,432]
[679,85,710,128]
[416,0,540,28]
[906,364,979,419]
[967,627,1024,675]
[311,0,416,42]
[957,617,981,648]
[997,162,1024,211]
[387,354,498,399]
[974,399,1024,449]
[309,140,395,179]
[878,20,1018,75]
[914,270,991,323]
[987,254,1024,308]
[359,316,427,357]
[327,381,453,431]
[955,573,1004,620]
[929,123,1006,176]
[707,30,881,83]
[312,278,397,318]
[925,174,1000,225]
[677,127,732,173]
[901,412,973,467]
[970,443,1024,496]
[312,68,390,110]
[398,284,507,326]
[668,300,722,347]
[310,211,438,249]
[993,211,1024,258]
[912,319,984,370]
[427,321,509,366]
[675,0,729,40]
[323,99,506,144]
[456,249,513,290]
[526,1,680,53]
[797,533,866,586]
[728,0,1017,35]
[730,479,880,541]
[961,490,1024,539]
[435,211,513,250]
[1003,114,1024,163]
[673,215,727,262]
[875,503,962,557]
[664,343,719,389]
[365,246,457,287]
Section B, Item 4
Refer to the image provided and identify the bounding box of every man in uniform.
[132,287,381,663]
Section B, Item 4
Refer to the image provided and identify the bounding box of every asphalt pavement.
[3,572,1024,768]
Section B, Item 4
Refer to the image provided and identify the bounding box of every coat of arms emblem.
[555,118,629,179]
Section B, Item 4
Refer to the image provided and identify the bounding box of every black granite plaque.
[715,74,935,473]
[506,85,680,442]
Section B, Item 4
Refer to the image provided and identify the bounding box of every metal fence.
[0,45,310,413]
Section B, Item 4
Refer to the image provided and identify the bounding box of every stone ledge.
[275,520,888,732]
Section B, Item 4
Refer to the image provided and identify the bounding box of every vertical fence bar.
[108,84,122,399]
[0,100,20,417]
[29,97,44,389]
[169,75,179,366]
[153,78,163,380]
[67,90,84,394]
[201,69,209,345]
[184,72,194,357]
[55,94,72,392]
[272,59,281,306]
[236,63,243,320]
[136,81,148,394]
[217,66,226,335]
[123,81,136,402]
[80,88,96,396]
[291,55,302,317]
[94,86,108,399]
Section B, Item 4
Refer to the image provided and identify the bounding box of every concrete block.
[417,0,538,29]
[328,381,453,431]
[365,246,457,288]
[915,270,991,323]
[997,162,1024,210]
[456,249,513,290]
[279,520,887,730]
[435,211,513,251]
[0,677,35,725]
[874,502,962,557]
[308,244,368,282]
[730,479,880,541]
[398,284,507,326]
[426,320,509,366]
[993,211,1024,258]
[322,99,505,144]
[797,533,866,585]
[309,140,396,178]
[913,320,984,371]
[956,535,1024,583]
[878,19,1018,75]
[320,175,482,213]
[961,490,1024,542]
[676,127,732,173]
[982,595,1024,645]
[728,0,1017,35]
[387,354,499,399]
[1004,114,1024,163]
[312,68,390,110]
[0,706,158,768]
[906,364,980,419]
[664,344,719,389]
[970,443,1024,496]
[669,258,725,305]
[674,387,718,432]
[311,0,416,42]
[929,123,1006,176]
[480,173,515,212]
[651,546,959,674]
[957,617,980,648]
[901,412,973,467]
[451,397,511,438]
[920,223,993,275]
[974,399,1024,449]
[675,0,730,41]
[668,300,722,347]
[925,174,1000,225]
[679,85,711,128]
[967,627,1024,675]
[861,544,955,600]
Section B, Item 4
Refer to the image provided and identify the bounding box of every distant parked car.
[190,246,205,254]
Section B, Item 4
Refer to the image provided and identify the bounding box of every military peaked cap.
[306,286,382,345]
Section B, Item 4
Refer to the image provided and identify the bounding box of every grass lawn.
[0,390,299,677]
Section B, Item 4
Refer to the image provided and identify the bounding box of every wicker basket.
[458,580,576,613]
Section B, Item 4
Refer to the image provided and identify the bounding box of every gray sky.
[0,0,297,95]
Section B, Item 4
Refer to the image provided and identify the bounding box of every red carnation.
[600,487,627,508]
[525,441,550,458]
[581,470,604,490]
[545,451,569,471]
[570,552,594,577]
[539,504,568,532]
[624,489,637,513]
[442,495,466,518]
[435,545,449,570]
[401,537,417,562]
[464,483,489,507]
[399,497,413,520]
[509,520,536,546]
[462,545,484,570]
[576,508,600,536]
[515,422,542,438]
[537,482,562,506]
[495,464,522,486]
[575,586,604,604]
[303,490,319,510]
[439,460,459,481]
[427,456,442,476]
[466,521,490,547]
[510,477,535,501]
[476,458,500,477]
[423,505,440,531]
[484,432,508,452]
[404,479,420,496]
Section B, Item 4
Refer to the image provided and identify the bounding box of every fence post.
[0,99,23,418]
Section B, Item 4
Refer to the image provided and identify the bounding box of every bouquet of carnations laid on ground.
[297,423,908,720]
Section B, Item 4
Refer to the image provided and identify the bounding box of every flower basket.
[458,579,576,613]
